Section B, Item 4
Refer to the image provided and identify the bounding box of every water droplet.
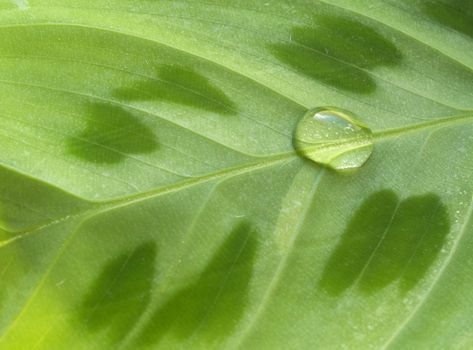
[293,107,373,171]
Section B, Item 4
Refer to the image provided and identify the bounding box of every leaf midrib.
[2,112,472,249]
[103,112,473,213]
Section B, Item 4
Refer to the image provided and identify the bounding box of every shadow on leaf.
[270,14,402,94]
[113,65,237,115]
[420,0,473,38]
[136,221,257,347]
[67,102,158,164]
[78,242,157,344]
[319,190,450,296]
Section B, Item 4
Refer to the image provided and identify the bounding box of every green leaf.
[1,1,472,349]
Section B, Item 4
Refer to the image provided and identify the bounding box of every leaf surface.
[1,1,473,349]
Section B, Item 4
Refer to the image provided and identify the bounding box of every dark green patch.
[319,190,449,296]
[270,14,402,94]
[136,222,257,347]
[398,195,450,293]
[78,242,157,344]
[319,190,398,295]
[67,103,158,164]
[421,0,473,38]
[113,65,236,115]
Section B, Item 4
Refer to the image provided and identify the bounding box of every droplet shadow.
[113,65,237,115]
[319,190,450,296]
[270,14,402,94]
[135,221,257,347]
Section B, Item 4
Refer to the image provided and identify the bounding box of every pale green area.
[0,1,472,349]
